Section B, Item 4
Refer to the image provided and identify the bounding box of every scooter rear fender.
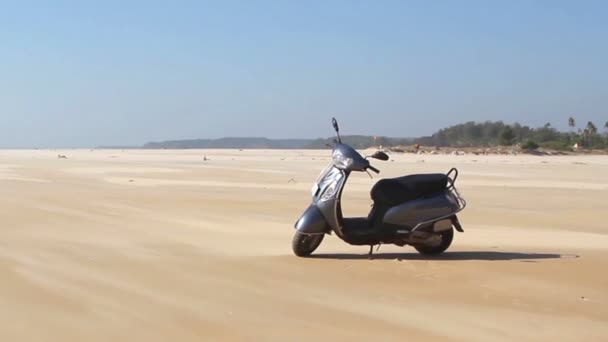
[294,204,331,235]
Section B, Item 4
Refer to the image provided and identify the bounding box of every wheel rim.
[414,227,454,255]
[424,234,443,248]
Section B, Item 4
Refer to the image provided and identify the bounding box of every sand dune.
[1,149,607,341]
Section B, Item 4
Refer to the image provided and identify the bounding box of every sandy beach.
[1,149,607,341]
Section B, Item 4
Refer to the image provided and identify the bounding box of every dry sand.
[1,149,607,341]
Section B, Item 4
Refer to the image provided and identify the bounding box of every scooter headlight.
[332,150,354,169]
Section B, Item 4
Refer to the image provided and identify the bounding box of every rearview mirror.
[332,117,339,133]
[370,151,389,161]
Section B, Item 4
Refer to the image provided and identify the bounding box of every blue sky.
[1,0,607,147]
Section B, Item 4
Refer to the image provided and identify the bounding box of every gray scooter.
[293,118,467,257]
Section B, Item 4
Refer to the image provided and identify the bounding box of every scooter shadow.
[310,251,572,261]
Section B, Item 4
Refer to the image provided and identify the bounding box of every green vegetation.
[413,119,607,150]
[521,140,539,151]
[499,126,516,146]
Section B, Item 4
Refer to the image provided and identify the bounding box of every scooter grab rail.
[446,167,458,188]
[409,183,467,233]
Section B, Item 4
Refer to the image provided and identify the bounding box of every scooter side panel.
[294,204,331,235]
[383,191,459,228]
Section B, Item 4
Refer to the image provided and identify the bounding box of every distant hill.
[137,119,606,151]
[96,145,140,149]
[305,135,414,149]
[142,137,313,149]
[141,135,415,150]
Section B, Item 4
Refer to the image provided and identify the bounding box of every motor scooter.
[293,118,466,257]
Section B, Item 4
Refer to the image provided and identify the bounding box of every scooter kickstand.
[368,244,382,259]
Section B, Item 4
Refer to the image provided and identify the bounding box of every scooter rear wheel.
[414,228,454,255]
[292,232,324,257]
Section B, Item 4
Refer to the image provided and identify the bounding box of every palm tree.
[567,117,577,145]
[583,122,598,148]
[581,128,590,148]
[587,121,598,135]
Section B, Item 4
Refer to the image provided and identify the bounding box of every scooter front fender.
[294,204,331,235]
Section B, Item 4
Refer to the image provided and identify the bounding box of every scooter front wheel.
[414,228,454,255]
[292,232,324,257]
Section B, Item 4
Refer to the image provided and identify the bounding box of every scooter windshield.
[315,164,334,184]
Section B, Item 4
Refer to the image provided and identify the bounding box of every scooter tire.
[292,232,324,257]
[414,228,454,255]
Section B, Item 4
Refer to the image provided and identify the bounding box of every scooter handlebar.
[368,165,380,174]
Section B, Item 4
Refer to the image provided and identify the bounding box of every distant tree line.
[412,118,608,150]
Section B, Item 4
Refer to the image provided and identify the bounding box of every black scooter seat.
[371,173,448,206]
